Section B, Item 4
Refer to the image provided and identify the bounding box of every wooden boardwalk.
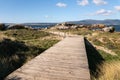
[5,36,90,80]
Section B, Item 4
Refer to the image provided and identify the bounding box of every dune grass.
[86,32,120,80]
[4,29,50,40]
[93,50,120,80]
[98,61,120,80]
[0,39,43,79]
[0,29,59,79]
[88,32,120,55]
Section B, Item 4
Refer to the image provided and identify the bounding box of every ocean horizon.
[113,25,120,32]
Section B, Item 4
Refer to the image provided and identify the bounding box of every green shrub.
[4,29,50,40]
[98,50,120,62]
[0,39,44,79]
[109,27,115,33]
[0,23,6,30]
[0,29,59,79]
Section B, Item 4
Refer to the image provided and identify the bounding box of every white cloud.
[56,2,67,7]
[93,0,107,5]
[114,6,120,11]
[77,0,89,6]
[45,15,49,18]
[95,9,112,16]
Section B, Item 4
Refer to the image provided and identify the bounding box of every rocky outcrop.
[103,26,115,33]
[7,24,27,29]
[0,23,6,30]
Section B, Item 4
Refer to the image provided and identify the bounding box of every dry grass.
[96,61,120,80]
[0,29,60,79]
[0,32,15,41]
[88,32,120,80]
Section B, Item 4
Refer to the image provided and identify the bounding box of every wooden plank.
[5,36,90,80]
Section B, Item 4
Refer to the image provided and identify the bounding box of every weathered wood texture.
[6,36,90,80]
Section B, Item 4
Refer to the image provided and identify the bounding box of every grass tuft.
[0,29,59,79]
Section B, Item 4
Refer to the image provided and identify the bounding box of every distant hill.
[68,19,120,25]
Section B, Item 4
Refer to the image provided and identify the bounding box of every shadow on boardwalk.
[84,38,104,79]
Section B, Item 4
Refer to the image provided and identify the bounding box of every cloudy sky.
[0,0,120,23]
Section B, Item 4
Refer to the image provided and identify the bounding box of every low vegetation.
[0,23,6,30]
[88,32,120,55]
[4,29,50,40]
[0,29,59,79]
[98,61,120,80]
[87,32,120,80]
[83,31,120,80]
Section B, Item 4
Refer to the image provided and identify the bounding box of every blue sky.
[0,0,120,23]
